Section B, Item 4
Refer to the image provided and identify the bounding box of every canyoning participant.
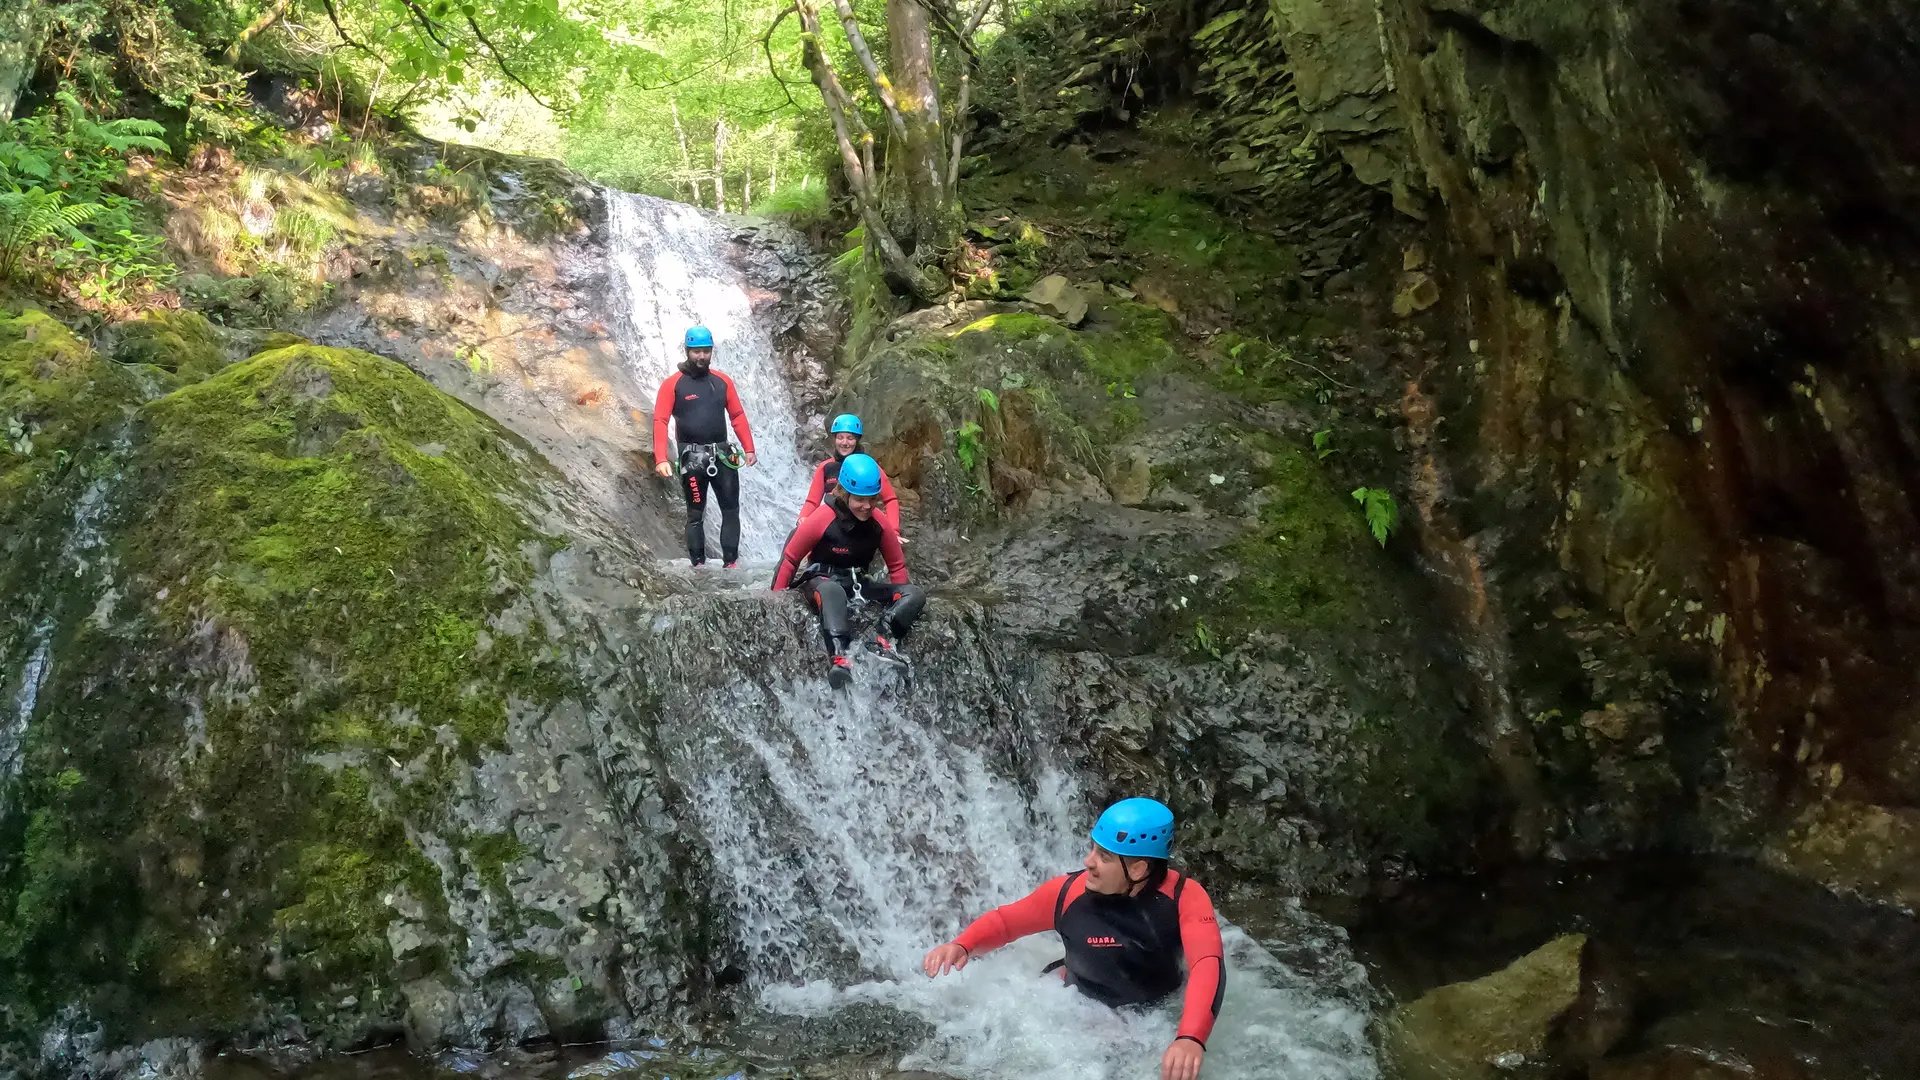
[652,325,758,568]
[799,413,899,529]
[921,798,1224,1080]
[772,453,926,688]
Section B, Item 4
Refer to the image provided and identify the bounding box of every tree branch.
[463,12,557,111]
[395,0,451,48]
[225,0,296,62]
[318,0,375,54]
[796,2,939,299]
[827,0,911,150]
[760,5,801,111]
[946,69,970,192]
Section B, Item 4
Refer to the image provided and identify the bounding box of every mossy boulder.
[105,309,229,382]
[1388,935,1590,1080]
[0,338,687,1068]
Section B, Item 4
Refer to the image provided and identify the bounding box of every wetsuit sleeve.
[879,469,900,530]
[1174,878,1226,1047]
[719,372,756,454]
[651,374,678,464]
[800,461,827,522]
[879,514,909,585]
[952,875,1073,954]
[773,504,832,590]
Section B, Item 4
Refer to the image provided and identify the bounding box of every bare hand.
[922,943,969,978]
[1161,1039,1203,1080]
[744,451,758,466]
[654,461,673,478]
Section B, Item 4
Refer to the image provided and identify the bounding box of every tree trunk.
[225,0,296,62]
[795,0,942,299]
[712,111,728,212]
[671,96,703,205]
[885,0,950,252]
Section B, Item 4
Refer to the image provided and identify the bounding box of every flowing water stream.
[605,192,812,564]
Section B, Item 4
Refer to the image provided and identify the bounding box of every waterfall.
[642,595,1380,1080]
[605,192,813,564]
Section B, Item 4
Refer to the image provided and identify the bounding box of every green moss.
[0,306,141,524]
[957,312,1059,339]
[1204,435,1399,634]
[108,309,228,382]
[136,345,555,757]
[1082,303,1182,384]
[466,830,529,898]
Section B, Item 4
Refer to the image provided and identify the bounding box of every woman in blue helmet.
[798,413,899,529]
[773,453,927,687]
[922,798,1225,1080]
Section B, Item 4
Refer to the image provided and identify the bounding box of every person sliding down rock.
[772,453,926,688]
[652,325,757,568]
[798,413,899,529]
[922,798,1225,1080]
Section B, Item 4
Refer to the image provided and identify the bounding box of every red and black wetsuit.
[773,495,925,654]
[952,870,1226,1048]
[799,455,900,529]
[653,362,756,565]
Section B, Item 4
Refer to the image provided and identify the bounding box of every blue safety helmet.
[830,413,864,436]
[1090,797,1174,860]
[685,325,715,349]
[838,453,883,497]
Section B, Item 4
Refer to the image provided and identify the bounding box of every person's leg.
[804,575,855,687]
[682,469,710,564]
[875,581,927,638]
[713,461,741,564]
[804,577,852,655]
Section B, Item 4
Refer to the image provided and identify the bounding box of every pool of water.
[200,857,1920,1080]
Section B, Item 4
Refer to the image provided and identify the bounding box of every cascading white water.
[611,191,1381,1080]
[605,192,812,563]
[671,666,1380,1080]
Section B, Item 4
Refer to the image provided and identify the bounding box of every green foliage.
[954,419,985,472]
[976,386,1000,413]
[0,189,100,281]
[0,92,173,304]
[1193,618,1223,660]
[751,175,831,228]
[40,0,237,109]
[1351,486,1398,546]
[1313,428,1336,459]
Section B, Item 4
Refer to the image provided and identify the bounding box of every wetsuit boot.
[865,619,908,667]
[827,636,853,689]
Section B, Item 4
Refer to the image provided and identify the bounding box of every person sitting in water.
[798,413,899,529]
[652,325,757,569]
[921,798,1224,1080]
[772,453,926,687]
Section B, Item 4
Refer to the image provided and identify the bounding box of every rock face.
[1271,0,1920,898]
[835,304,1491,889]
[0,325,706,1072]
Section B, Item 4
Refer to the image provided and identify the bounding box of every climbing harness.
[680,441,736,478]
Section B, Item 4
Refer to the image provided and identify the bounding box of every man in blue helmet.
[652,325,758,568]
[798,414,900,529]
[922,798,1225,1080]
[773,453,926,687]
